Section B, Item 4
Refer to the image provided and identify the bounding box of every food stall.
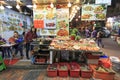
[30,36,102,64]
[29,0,116,79]
[31,2,108,64]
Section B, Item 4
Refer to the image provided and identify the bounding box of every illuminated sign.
[95,0,111,5]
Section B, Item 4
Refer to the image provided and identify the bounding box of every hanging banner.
[95,0,112,6]
[33,6,57,36]
[81,4,107,21]
[33,5,69,36]
[33,9,44,28]
[56,8,69,37]
[44,8,56,29]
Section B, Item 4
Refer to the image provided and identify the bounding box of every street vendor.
[25,27,37,59]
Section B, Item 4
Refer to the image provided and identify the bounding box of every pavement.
[102,38,120,57]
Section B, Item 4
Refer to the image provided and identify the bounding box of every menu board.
[44,8,56,29]
[81,4,107,21]
[34,6,69,36]
[40,29,56,36]
[33,7,56,29]
[33,10,44,28]
[56,8,69,36]
[33,6,57,36]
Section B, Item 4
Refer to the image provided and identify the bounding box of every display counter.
[30,38,102,64]
[50,38,100,52]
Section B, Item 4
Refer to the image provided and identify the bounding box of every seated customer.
[0,36,12,58]
[9,31,24,59]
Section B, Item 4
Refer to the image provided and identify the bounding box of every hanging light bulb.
[33,3,37,9]
[68,2,71,7]
[16,4,20,9]
[0,4,4,10]
[50,2,54,8]
[75,19,78,21]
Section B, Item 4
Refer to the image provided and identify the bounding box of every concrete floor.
[102,38,120,57]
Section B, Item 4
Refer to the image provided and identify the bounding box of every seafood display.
[50,38,100,52]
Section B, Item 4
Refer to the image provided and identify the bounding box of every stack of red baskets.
[47,62,94,78]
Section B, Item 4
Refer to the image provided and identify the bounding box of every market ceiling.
[0,0,120,17]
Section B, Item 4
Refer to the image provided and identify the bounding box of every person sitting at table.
[0,36,12,58]
[25,27,37,59]
[9,31,24,59]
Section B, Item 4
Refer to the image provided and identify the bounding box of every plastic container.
[69,62,80,77]
[100,55,108,58]
[80,65,93,78]
[99,58,112,68]
[90,64,115,80]
[58,63,69,77]
[36,58,46,63]
[47,63,58,77]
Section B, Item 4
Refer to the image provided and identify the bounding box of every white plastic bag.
[110,56,120,63]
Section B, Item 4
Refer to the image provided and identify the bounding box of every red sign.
[34,20,44,28]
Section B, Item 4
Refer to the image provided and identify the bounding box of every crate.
[80,65,93,78]
[36,58,46,63]
[69,62,80,77]
[47,63,58,77]
[58,63,70,77]
[90,64,115,80]
[99,58,112,68]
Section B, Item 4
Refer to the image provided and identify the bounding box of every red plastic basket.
[36,58,46,63]
[80,65,93,78]
[58,63,70,77]
[90,64,115,80]
[69,62,80,77]
[47,63,58,77]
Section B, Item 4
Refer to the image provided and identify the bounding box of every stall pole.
[50,51,53,64]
